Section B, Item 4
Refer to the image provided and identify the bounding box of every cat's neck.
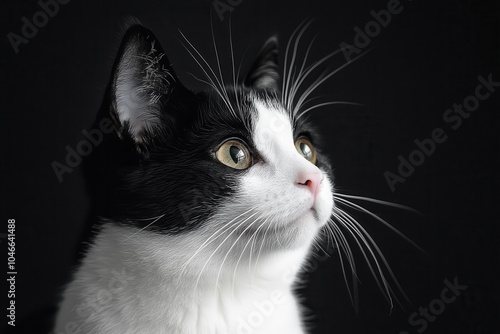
[87,223,310,297]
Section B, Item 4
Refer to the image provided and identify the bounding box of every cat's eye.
[216,139,252,170]
[295,136,317,164]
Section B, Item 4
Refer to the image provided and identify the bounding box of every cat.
[53,21,411,334]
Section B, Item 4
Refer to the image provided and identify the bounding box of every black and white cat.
[54,22,407,334]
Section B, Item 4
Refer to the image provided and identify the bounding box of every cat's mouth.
[238,206,320,238]
[310,207,319,221]
[294,206,320,226]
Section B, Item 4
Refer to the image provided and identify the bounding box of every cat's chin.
[259,209,327,250]
[275,201,333,249]
[288,198,332,230]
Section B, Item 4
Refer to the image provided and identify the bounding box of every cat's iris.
[216,139,252,170]
[295,136,317,164]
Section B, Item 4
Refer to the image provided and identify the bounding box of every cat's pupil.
[300,143,312,160]
[230,146,245,164]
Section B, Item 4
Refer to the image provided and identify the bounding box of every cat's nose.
[297,169,323,198]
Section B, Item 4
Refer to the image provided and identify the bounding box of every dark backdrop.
[1,0,499,333]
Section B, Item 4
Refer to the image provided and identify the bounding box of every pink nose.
[297,169,323,198]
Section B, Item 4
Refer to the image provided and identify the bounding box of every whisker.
[334,196,425,253]
[235,44,251,87]
[194,211,260,293]
[328,221,357,274]
[329,220,359,309]
[178,30,235,117]
[180,207,256,275]
[320,222,335,251]
[282,18,311,108]
[331,213,380,288]
[177,31,223,91]
[287,34,318,112]
[292,49,372,116]
[335,192,421,214]
[215,212,266,292]
[296,101,364,120]
[227,14,241,112]
[314,241,332,258]
[210,14,237,117]
[332,210,394,307]
[119,214,165,244]
[288,47,344,114]
[246,216,270,274]
[284,19,314,111]
[336,207,408,298]
[187,72,221,92]
[335,207,408,308]
[231,216,270,296]
[253,213,278,273]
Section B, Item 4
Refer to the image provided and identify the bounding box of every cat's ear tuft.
[245,35,279,91]
[111,25,177,142]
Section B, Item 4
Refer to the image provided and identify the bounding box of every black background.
[1,0,499,333]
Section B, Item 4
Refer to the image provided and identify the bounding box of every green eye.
[295,136,317,164]
[216,139,252,170]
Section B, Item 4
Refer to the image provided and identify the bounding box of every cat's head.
[88,24,334,254]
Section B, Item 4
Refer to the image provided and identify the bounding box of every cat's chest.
[55,225,307,334]
[144,285,304,334]
[59,271,304,334]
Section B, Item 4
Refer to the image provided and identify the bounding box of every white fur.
[54,98,334,334]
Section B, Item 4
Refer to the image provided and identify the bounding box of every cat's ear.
[110,25,180,143]
[245,35,279,90]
